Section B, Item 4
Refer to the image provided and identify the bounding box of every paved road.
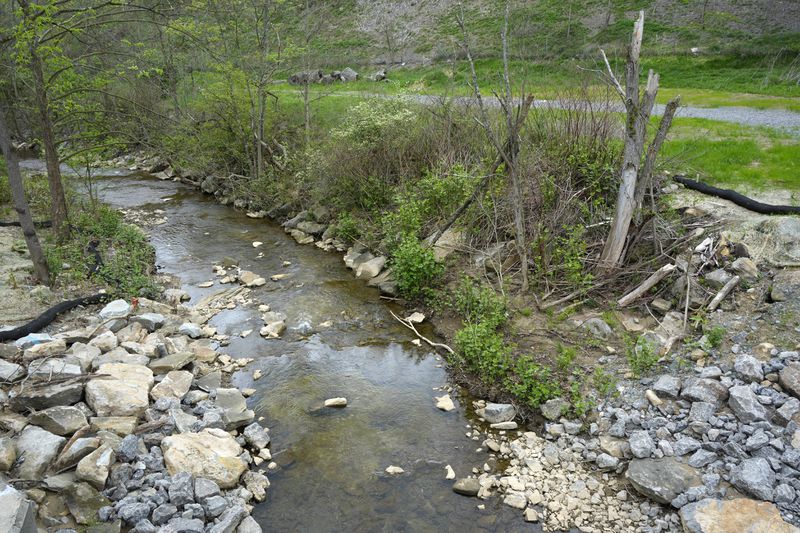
[320,90,800,135]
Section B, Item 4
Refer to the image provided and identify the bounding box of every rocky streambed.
[1,289,273,533]
[4,157,800,533]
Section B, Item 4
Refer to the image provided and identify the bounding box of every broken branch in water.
[389,310,454,355]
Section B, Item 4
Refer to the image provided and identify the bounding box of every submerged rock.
[452,478,480,497]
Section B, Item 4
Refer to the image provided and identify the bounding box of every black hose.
[0,293,109,342]
[673,175,800,215]
[0,220,53,228]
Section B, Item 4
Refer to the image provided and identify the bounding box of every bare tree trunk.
[634,96,680,220]
[598,11,675,271]
[501,1,529,291]
[29,43,70,242]
[0,103,51,285]
[303,82,311,146]
[458,1,533,290]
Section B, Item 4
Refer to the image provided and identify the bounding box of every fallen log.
[617,263,677,308]
[708,275,740,311]
[673,176,800,215]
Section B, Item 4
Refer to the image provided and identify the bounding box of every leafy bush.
[454,277,507,328]
[504,355,561,408]
[570,377,596,417]
[0,173,57,220]
[454,322,512,382]
[391,235,444,299]
[555,344,577,373]
[331,100,417,148]
[627,336,660,377]
[46,203,158,298]
[334,211,362,243]
[592,367,618,398]
[706,325,726,348]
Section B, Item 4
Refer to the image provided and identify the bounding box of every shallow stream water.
[96,176,531,532]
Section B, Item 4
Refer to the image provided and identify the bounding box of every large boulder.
[339,67,358,82]
[28,405,87,436]
[14,425,66,479]
[0,359,24,381]
[0,480,36,533]
[480,403,516,424]
[10,381,83,411]
[85,363,154,417]
[679,498,799,533]
[161,428,247,489]
[76,444,115,489]
[625,458,702,505]
[149,351,196,373]
[780,363,800,399]
[680,378,729,406]
[98,299,131,320]
[214,388,255,429]
[728,385,770,423]
[731,457,776,502]
[355,256,386,280]
[150,370,193,401]
[63,482,110,525]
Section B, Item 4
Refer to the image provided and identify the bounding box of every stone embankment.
[1,289,274,533]
[450,269,800,532]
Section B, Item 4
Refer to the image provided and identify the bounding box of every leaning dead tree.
[598,11,680,271]
[455,1,534,290]
[0,102,51,285]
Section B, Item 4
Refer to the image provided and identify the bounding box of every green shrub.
[505,355,561,408]
[334,212,361,242]
[381,167,477,253]
[391,235,444,299]
[331,100,417,148]
[46,203,158,299]
[706,325,726,348]
[454,322,512,382]
[570,377,596,417]
[592,367,618,398]
[0,173,54,220]
[551,224,594,288]
[453,277,507,328]
[381,196,424,252]
[555,344,578,374]
[627,336,660,377]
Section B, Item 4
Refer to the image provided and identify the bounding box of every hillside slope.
[294,0,800,65]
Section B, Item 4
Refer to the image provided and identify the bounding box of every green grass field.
[276,55,800,111]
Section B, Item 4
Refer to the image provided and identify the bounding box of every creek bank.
[110,152,800,532]
[0,288,276,532]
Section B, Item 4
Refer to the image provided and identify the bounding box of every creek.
[95,175,529,532]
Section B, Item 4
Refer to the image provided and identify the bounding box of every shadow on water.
[97,175,541,533]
